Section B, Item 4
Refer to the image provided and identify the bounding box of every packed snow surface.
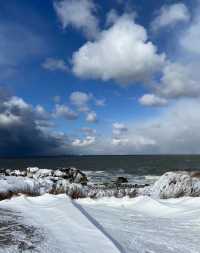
[77,196,200,253]
[0,194,200,252]
[0,194,120,253]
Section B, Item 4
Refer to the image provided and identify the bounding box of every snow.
[0,194,120,253]
[0,169,200,252]
[27,167,39,173]
[77,196,200,253]
[0,192,199,252]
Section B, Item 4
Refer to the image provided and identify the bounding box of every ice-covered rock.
[4,167,200,201]
[53,169,66,178]
[27,167,39,178]
[34,169,52,178]
[67,168,88,184]
[150,171,200,199]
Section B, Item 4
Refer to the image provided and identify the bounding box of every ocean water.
[1,155,200,185]
[1,155,200,174]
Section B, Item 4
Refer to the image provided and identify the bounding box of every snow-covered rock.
[27,167,39,178]
[53,169,66,178]
[150,171,200,199]
[2,167,200,201]
[34,169,52,178]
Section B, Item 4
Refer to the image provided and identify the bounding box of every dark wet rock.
[0,191,13,201]
[115,177,128,184]
[69,169,88,185]
[190,171,200,178]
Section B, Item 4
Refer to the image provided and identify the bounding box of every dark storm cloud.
[0,90,71,157]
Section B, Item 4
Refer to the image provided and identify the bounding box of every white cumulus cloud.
[72,135,95,147]
[112,122,128,135]
[42,58,68,72]
[54,104,78,120]
[86,111,97,123]
[180,4,200,55]
[54,0,99,39]
[157,62,200,99]
[139,94,168,107]
[70,91,91,112]
[72,14,165,85]
[151,3,190,31]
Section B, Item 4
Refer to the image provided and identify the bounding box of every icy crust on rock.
[0,167,146,200]
[149,171,200,199]
[1,168,200,200]
[0,176,53,197]
[0,167,88,200]
[66,183,137,199]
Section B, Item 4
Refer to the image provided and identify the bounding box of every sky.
[0,0,200,156]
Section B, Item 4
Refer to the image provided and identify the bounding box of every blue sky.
[0,0,200,156]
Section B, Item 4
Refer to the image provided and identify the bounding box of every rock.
[34,169,52,178]
[27,167,39,178]
[0,168,5,175]
[150,171,200,199]
[68,168,88,185]
[5,169,11,176]
[66,183,86,199]
[190,171,200,178]
[0,190,13,201]
[115,177,128,184]
[53,170,66,178]
[60,167,70,173]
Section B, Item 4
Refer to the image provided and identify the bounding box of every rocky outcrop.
[1,168,200,200]
[65,183,138,199]
[0,167,89,200]
[0,167,142,200]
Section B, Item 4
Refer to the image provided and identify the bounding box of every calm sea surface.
[1,155,200,175]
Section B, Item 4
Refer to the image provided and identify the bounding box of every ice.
[150,171,200,198]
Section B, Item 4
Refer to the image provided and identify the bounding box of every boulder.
[150,171,200,199]
[68,168,88,185]
[115,177,128,185]
[34,169,52,178]
[27,167,39,178]
[53,170,66,178]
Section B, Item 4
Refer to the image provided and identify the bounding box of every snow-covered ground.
[0,194,200,253]
[0,194,120,253]
[77,196,200,253]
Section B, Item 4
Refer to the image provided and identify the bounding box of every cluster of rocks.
[66,183,138,199]
[0,167,88,200]
[3,167,88,185]
[1,167,200,200]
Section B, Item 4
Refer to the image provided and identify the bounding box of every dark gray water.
[0,155,200,175]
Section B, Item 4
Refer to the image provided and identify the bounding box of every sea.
[1,155,200,185]
[1,155,200,173]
